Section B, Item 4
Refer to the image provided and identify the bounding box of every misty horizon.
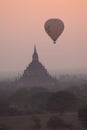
[0,68,87,81]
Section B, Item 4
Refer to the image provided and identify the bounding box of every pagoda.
[16,45,57,87]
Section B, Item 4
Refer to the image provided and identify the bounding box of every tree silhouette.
[78,106,87,127]
[46,91,78,114]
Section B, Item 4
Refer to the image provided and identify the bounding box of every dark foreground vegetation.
[0,79,87,130]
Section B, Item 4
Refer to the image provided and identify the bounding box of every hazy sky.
[0,0,87,73]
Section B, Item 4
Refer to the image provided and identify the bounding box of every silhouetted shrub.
[47,116,72,129]
[31,115,41,130]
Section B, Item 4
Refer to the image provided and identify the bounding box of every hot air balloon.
[44,18,64,44]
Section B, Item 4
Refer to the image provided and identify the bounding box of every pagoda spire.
[32,45,39,62]
[34,45,37,53]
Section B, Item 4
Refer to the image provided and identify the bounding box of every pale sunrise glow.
[0,0,87,73]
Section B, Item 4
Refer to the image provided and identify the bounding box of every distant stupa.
[16,45,57,87]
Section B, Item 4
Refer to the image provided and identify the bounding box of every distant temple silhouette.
[16,45,57,87]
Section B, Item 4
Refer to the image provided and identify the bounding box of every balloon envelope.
[44,18,64,43]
